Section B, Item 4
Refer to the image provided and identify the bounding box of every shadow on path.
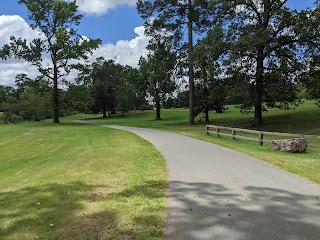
[166,181,320,240]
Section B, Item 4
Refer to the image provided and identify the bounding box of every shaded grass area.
[0,116,167,240]
[87,101,320,185]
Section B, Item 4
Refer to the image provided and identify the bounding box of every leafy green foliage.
[1,76,52,122]
[127,67,149,110]
[78,58,124,118]
[0,112,23,124]
[63,84,94,114]
[175,91,189,108]
[90,58,120,118]
[193,25,228,121]
[115,66,148,115]
[0,85,15,111]
[305,73,320,106]
[139,39,176,119]
[77,58,149,118]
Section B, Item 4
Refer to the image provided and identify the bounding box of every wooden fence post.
[232,129,236,140]
[259,132,264,146]
[216,126,220,137]
[206,126,209,134]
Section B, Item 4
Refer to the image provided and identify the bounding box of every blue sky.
[0,0,317,86]
[0,0,316,44]
[0,1,144,44]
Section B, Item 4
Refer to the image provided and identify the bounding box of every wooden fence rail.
[206,125,320,147]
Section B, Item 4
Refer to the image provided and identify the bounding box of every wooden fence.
[206,125,320,147]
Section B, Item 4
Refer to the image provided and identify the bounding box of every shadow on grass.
[165,181,320,240]
[2,179,318,239]
[0,180,166,240]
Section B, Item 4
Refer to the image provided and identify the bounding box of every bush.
[1,113,23,124]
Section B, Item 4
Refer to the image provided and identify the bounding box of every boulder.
[271,138,308,153]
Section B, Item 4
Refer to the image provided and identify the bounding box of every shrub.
[1,113,23,124]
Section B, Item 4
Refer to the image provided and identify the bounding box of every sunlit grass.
[0,115,167,239]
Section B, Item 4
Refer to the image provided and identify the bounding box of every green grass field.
[87,100,320,185]
[0,116,167,240]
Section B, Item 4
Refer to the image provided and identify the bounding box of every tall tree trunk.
[188,0,195,125]
[53,62,59,123]
[203,71,209,123]
[33,112,38,122]
[204,107,209,123]
[254,51,264,126]
[102,106,107,119]
[155,99,161,120]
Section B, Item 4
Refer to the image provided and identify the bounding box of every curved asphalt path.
[78,120,320,240]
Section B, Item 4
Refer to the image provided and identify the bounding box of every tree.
[139,39,176,120]
[63,84,94,114]
[175,90,189,108]
[0,0,100,123]
[78,58,123,118]
[215,0,313,126]
[137,0,214,125]
[2,75,52,121]
[115,66,147,116]
[125,67,149,112]
[304,62,320,106]
[193,25,228,122]
[19,88,52,121]
[0,86,15,111]
[163,97,176,109]
[15,73,51,96]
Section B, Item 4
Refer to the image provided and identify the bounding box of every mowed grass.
[0,116,167,240]
[87,100,320,185]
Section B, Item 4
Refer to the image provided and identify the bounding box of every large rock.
[271,138,308,153]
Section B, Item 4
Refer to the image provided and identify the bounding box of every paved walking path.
[78,121,320,240]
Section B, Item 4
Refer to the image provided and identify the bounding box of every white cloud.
[75,0,137,15]
[0,15,150,87]
[0,15,42,86]
[0,15,43,45]
[92,26,150,67]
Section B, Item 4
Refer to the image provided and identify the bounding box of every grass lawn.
[0,116,167,240]
[87,100,320,185]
